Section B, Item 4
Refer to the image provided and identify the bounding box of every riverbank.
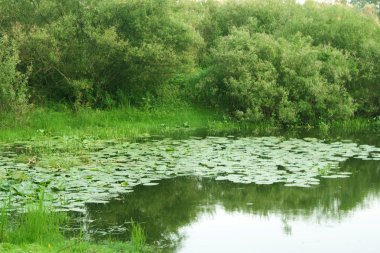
[0,106,379,252]
[0,199,150,253]
[0,106,271,142]
[0,241,146,253]
[0,106,378,170]
[1,106,378,142]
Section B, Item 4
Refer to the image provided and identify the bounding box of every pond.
[1,130,380,252]
[86,167,380,253]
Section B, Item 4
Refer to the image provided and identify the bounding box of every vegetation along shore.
[0,0,379,252]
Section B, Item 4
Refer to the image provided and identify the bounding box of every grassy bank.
[0,199,150,253]
[0,241,148,253]
[0,106,278,143]
[0,105,379,170]
[1,106,378,142]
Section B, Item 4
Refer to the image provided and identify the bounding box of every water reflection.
[178,200,380,253]
[85,159,380,252]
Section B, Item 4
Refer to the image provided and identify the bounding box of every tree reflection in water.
[83,158,380,252]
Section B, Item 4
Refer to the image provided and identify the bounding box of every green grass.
[0,105,378,170]
[4,200,65,245]
[0,106,225,142]
[329,118,379,133]
[0,105,276,156]
[0,240,149,253]
[1,105,377,143]
[0,197,151,253]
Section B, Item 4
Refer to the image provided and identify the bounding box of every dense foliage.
[198,29,354,124]
[0,0,379,124]
[0,0,202,108]
[351,0,380,18]
[0,36,29,114]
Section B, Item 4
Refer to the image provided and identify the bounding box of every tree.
[351,0,380,18]
[0,36,30,114]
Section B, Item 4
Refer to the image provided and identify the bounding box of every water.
[85,158,380,252]
[6,134,380,211]
[2,130,380,252]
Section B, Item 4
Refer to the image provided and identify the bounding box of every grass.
[0,105,379,170]
[0,105,277,163]
[0,105,287,142]
[0,196,151,253]
[130,221,147,253]
[0,238,150,253]
[4,197,65,245]
[1,105,377,144]
[329,118,380,133]
[0,106,225,142]
[0,240,149,253]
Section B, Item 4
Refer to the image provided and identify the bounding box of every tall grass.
[7,207,65,245]
[1,106,377,144]
[0,106,224,142]
[0,105,378,167]
[130,222,147,252]
[0,195,66,245]
[0,198,152,252]
[0,202,8,242]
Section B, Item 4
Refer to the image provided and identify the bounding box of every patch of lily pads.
[1,136,380,212]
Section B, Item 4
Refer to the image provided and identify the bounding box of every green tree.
[198,28,354,124]
[351,0,380,18]
[1,0,203,108]
[0,36,30,114]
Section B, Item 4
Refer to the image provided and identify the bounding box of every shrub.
[0,36,30,115]
[198,28,355,124]
[199,0,380,117]
[4,0,203,108]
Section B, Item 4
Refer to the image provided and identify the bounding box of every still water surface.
[85,156,380,252]
[2,129,380,251]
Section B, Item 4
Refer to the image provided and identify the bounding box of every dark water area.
[143,125,380,147]
[81,131,380,253]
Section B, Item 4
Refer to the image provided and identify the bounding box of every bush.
[198,0,380,118]
[0,36,30,115]
[3,0,203,108]
[198,28,355,124]
[280,2,380,116]
[0,0,378,122]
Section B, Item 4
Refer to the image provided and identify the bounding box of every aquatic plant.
[0,202,152,252]
[1,136,380,212]
[1,193,66,245]
[131,222,148,253]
